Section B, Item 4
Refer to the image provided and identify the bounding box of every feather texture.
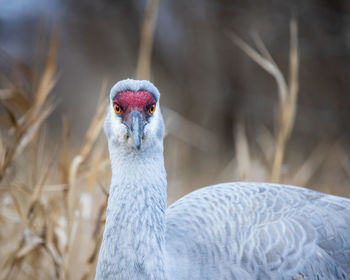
[165,183,350,279]
[96,79,350,280]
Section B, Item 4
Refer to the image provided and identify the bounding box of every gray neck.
[95,141,167,280]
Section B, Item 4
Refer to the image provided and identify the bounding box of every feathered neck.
[95,140,167,280]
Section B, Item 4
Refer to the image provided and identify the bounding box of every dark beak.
[126,111,143,149]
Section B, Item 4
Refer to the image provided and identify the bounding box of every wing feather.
[165,182,350,279]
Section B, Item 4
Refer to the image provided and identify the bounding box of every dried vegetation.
[0,36,110,279]
[0,6,349,280]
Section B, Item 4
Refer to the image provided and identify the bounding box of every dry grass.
[229,18,299,183]
[136,0,160,80]
[1,12,349,280]
[0,36,110,279]
[0,2,160,278]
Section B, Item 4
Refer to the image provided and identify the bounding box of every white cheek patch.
[143,107,159,140]
[126,136,136,146]
[110,107,129,144]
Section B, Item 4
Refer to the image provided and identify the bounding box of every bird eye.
[114,103,122,114]
[149,104,156,114]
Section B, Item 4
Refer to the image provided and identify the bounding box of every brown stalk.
[235,121,251,181]
[0,31,113,279]
[67,80,108,220]
[0,33,58,183]
[63,80,108,278]
[136,0,219,156]
[81,195,108,280]
[230,18,299,182]
[136,0,160,80]
[60,116,71,185]
[271,18,299,182]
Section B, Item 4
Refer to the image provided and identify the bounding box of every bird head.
[104,79,164,151]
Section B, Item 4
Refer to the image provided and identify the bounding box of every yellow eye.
[114,104,122,114]
[149,104,156,114]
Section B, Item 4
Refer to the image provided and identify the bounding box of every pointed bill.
[128,111,143,149]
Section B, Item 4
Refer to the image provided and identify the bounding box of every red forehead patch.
[114,90,155,109]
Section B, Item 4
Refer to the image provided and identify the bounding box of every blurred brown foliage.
[1,0,350,279]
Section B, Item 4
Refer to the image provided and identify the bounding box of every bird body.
[95,79,350,280]
[165,183,350,279]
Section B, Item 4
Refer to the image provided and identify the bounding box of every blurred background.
[1,0,350,279]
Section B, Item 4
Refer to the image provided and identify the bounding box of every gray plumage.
[95,79,350,280]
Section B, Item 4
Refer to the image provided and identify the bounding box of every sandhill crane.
[95,79,350,280]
